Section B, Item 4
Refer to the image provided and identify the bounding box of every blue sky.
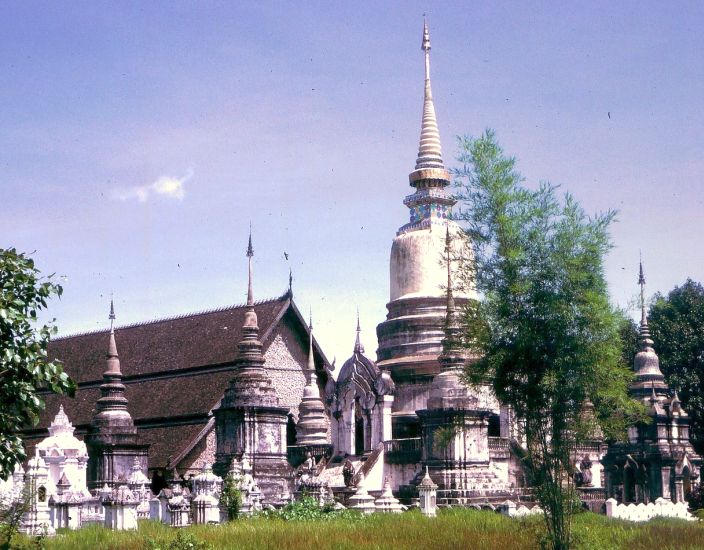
[2,2,703,366]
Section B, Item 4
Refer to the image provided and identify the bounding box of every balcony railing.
[577,487,606,501]
[384,438,422,465]
[287,444,334,468]
[488,437,510,451]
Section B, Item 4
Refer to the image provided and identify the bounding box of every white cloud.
[112,169,193,202]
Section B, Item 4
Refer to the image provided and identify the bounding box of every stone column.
[381,395,394,442]
[674,477,684,503]
[661,467,671,500]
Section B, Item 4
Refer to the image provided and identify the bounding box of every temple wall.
[395,380,433,415]
[385,462,418,491]
[264,331,308,421]
[178,426,217,478]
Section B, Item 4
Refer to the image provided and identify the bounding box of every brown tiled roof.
[22,294,329,470]
[50,296,291,383]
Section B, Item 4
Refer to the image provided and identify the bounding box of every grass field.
[7,509,704,550]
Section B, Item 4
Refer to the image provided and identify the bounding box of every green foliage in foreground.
[453,130,645,549]
[6,509,704,550]
[0,247,75,480]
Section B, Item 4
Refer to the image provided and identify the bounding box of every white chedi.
[21,451,55,536]
[101,484,139,530]
[191,463,222,524]
[127,457,151,519]
[374,478,405,513]
[417,467,438,517]
[36,405,90,498]
[347,473,376,514]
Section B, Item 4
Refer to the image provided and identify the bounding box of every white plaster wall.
[390,221,475,302]
[386,463,419,491]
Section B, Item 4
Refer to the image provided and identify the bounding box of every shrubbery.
[218,474,242,521]
[258,496,363,522]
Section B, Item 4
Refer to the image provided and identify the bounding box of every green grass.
[7,509,704,550]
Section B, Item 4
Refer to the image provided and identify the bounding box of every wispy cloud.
[111,169,193,202]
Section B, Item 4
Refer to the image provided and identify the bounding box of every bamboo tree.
[453,131,642,549]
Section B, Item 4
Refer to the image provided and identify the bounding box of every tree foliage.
[0,248,74,480]
[648,279,704,454]
[219,474,243,521]
[453,130,642,549]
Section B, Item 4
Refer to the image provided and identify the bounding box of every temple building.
[14,21,701,516]
[22,279,331,487]
[375,20,481,440]
[602,263,702,503]
[327,314,395,457]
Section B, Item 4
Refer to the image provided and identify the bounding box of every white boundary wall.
[605,498,696,522]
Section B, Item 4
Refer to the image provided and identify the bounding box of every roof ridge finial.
[415,17,444,171]
[354,307,364,354]
[288,268,293,297]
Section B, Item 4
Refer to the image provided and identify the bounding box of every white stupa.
[36,405,90,497]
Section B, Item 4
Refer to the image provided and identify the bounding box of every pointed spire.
[91,300,135,435]
[636,259,656,359]
[433,226,466,382]
[354,307,365,354]
[443,227,459,337]
[106,301,120,374]
[631,259,667,398]
[288,268,293,297]
[639,253,646,326]
[109,295,115,329]
[307,311,316,377]
[296,310,330,446]
[220,230,279,408]
[246,224,254,307]
[415,18,444,171]
[445,225,455,314]
[243,229,258,330]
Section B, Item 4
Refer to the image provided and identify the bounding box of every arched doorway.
[624,465,636,503]
[286,414,297,447]
[488,413,501,437]
[683,466,692,500]
[355,399,364,455]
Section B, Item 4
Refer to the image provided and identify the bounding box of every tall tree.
[648,279,704,454]
[453,130,641,550]
[0,248,74,480]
